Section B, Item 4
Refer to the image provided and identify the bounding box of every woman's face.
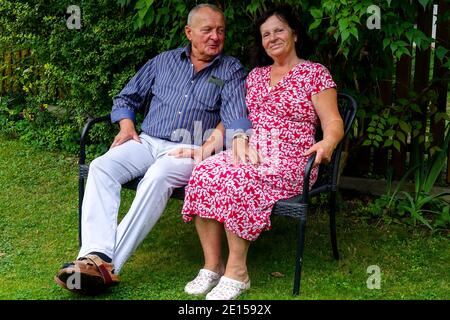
[260,15,297,61]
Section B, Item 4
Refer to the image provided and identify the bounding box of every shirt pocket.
[193,82,221,111]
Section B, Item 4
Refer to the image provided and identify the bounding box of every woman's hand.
[111,119,141,148]
[232,136,262,166]
[303,139,335,167]
[168,147,204,164]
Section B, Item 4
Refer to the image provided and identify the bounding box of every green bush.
[0,0,449,159]
[0,0,159,153]
[365,126,450,231]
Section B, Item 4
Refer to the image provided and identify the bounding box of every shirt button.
[178,111,181,115]
[184,94,188,98]
[191,80,194,84]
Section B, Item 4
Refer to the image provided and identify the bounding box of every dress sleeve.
[310,64,337,96]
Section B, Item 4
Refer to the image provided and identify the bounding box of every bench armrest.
[79,114,112,165]
[301,152,316,202]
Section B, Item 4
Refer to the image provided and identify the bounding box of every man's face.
[185,8,225,62]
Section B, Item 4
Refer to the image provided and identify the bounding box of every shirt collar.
[181,44,222,67]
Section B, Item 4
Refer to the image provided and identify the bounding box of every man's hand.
[110,119,141,148]
[303,139,334,167]
[168,147,204,164]
[232,136,261,166]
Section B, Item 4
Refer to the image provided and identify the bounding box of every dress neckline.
[267,60,309,91]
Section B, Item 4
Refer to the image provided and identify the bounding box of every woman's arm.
[304,88,344,167]
[201,122,226,159]
[168,122,226,163]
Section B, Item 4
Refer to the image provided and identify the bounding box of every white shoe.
[184,269,221,295]
[205,276,250,300]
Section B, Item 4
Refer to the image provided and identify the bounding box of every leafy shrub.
[366,125,450,230]
[0,0,159,153]
[0,0,449,161]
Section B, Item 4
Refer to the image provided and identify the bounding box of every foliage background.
[1,0,159,155]
[0,0,449,227]
[1,0,448,155]
[0,0,449,298]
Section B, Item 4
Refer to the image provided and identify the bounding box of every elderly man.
[55,3,250,295]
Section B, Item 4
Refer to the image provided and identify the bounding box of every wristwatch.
[232,132,249,141]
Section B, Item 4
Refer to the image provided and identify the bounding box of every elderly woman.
[175,6,344,300]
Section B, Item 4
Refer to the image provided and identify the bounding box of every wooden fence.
[0,49,30,95]
[344,0,450,184]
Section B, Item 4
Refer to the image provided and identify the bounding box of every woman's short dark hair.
[252,5,312,67]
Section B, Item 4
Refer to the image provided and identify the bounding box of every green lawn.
[0,135,449,300]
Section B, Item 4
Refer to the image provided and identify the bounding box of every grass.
[0,135,449,300]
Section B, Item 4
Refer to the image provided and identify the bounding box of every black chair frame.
[78,92,357,295]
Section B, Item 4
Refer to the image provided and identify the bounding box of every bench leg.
[78,177,85,248]
[329,191,339,260]
[293,214,307,295]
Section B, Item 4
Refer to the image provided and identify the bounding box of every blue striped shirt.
[111,46,250,145]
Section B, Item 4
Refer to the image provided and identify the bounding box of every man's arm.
[168,122,225,163]
[218,60,261,165]
[200,122,225,159]
[110,119,141,148]
[110,58,156,147]
[219,60,251,138]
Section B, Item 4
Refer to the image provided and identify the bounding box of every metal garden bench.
[78,92,357,295]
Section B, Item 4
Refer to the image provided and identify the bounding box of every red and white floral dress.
[181,61,336,241]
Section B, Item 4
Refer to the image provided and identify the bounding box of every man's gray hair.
[187,3,225,26]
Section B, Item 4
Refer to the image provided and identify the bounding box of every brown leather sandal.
[54,254,119,295]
